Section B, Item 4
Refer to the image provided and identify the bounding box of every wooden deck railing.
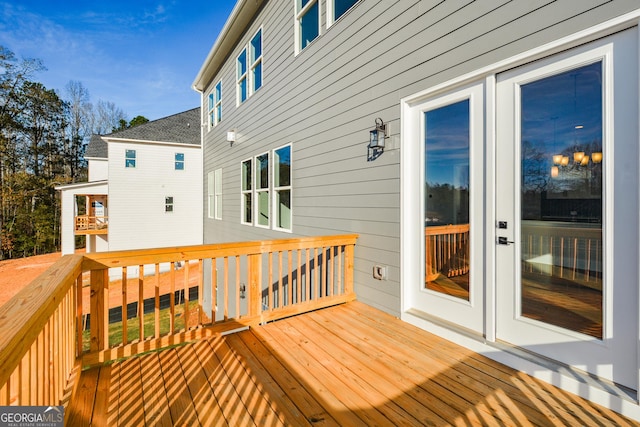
[75,215,108,232]
[425,224,470,282]
[0,234,357,408]
[0,255,84,407]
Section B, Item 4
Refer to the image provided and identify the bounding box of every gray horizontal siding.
[202,0,638,316]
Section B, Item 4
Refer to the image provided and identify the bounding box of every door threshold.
[492,339,637,403]
[403,308,637,404]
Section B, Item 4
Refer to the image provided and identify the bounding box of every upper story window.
[296,0,359,53]
[208,81,222,128]
[175,153,185,170]
[250,29,263,93]
[237,49,248,104]
[296,0,319,52]
[125,149,136,168]
[330,0,358,24]
[237,28,263,105]
[165,196,174,213]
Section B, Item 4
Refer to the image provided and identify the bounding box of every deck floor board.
[68,301,639,426]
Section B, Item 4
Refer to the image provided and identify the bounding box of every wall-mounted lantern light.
[227,129,236,145]
[368,118,388,160]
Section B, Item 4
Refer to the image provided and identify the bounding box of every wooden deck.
[67,302,637,426]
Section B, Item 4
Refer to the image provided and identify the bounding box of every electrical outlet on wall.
[373,265,388,280]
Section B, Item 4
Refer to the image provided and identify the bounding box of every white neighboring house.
[56,108,203,256]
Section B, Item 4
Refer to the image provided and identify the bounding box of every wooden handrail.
[0,254,83,405]
[0,234,358,407]
[82,234,358,365]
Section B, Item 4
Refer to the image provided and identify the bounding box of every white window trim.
[295,0,320,55]
[236,48,248,106]
[237,28,263,105]
[241,158,253,225]
[327,0,360,28]
[254,151,270,229]
[175,152,185,170]
[208,80,222,130]
[273,143,292,233]
[125,149,136,168]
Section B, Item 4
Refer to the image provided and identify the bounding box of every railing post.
[90,268,109,352]
[247,253,262,319]
[344,243,355,295]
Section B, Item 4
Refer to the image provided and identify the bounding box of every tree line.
[0,46,147,259]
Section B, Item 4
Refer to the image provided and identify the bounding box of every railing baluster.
[122,267,128,346]
[223,257,229,321]
[170,262,176,335]
[184,261,190,330]
[268,252,274,311]
[155,264,160,339]
[139,265,144,342]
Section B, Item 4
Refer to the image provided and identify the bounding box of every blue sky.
[0,1,236,120]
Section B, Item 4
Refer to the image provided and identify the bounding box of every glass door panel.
[425,100,470,301]
[520,62,603,338]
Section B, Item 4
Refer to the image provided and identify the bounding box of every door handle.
[497,236,514,245]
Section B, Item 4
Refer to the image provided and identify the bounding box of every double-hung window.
[125,149,136,168]
[255,152,270,228]
[241,159,252,224]
[240,145,293,231]
[274,144,292,231]
[208,81,222,128]
[329,0,358,25]
[165,196,174,213]
[250,29,263,93]
[175,153,184,170]
[296,0,319,52]
[237,28,263,105]
[237,49,248,104]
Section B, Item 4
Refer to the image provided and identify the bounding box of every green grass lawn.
[82,301,199,352]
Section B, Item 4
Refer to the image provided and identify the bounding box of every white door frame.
[401,11,640,395]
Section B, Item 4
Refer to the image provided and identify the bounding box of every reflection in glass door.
[520,62,603,338]
[425,100,470,301]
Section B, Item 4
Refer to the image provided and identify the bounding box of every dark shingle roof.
[85,134,108,159]
[108,107,201,145]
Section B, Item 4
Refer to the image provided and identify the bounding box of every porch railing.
[75,215,108,232]
[0,234,357,408]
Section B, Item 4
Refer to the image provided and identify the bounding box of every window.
[125,149,136,168]
[240,146,293,231]
[165,196,174,213]
[241,159,252,224]
[208,169,223,220]
[237,29,263,105]
[175,153,184,170]
[296,0,319,52]
[330,0,358,24]
[208,81,222,128]
[250,29,263,93]
[274,144,292,231]
[256,152,269,228]
[237,48,248,104]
